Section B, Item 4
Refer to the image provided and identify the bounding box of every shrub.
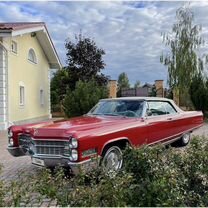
[63,80,108,117]
[179,138,208,206]
[190,73,208,114]
[31,136,208,207]
[32,167,131,207]
[0,136,207,206]
[0,165,5,207]
[123,139,208,206]
[0,168,47,207]
[123,145,185,206]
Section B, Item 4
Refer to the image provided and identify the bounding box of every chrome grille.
[19,134,33,147]
[35,140,69,156]
[18,134,69,156]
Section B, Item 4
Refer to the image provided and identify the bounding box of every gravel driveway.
[192,123,208,136]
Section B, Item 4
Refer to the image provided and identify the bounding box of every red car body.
[7,97,203,173]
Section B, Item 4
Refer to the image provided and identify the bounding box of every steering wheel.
[124,110,138,117]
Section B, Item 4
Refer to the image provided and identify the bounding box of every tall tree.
[65,33,108,89]
[63,80,108,117]
[118,72,130,89]
[189,73,208,114]
[117,72,130,97]
[51,33,108,113]
[50,69,70,106]
[160,5,205,98]
[134,80,141,88]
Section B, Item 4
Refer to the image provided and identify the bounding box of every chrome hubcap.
[182,133,190,144]
[103,146,123,173]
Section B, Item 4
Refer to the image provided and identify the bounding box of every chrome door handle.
[167,118,173,121]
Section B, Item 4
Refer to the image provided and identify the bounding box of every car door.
[146,101,176,145]
[162,101,181,138]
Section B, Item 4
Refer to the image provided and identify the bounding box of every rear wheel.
[180,133,191,146]
[102,146,123,174]
[172,133,191,147]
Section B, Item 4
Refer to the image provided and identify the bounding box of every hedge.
[0,136,207,207]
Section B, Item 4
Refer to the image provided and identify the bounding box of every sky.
[0,1,208,86]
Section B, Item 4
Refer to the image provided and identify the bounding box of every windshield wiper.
[89,113,122,117]
[102,113,120,116]
[88,113,104,116]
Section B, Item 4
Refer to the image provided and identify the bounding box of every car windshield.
[88,100,144,118]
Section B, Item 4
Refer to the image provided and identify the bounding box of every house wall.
[121,88,136,97]
[136,87,149,97]
[121,87,149,97]
[4,33,51,124]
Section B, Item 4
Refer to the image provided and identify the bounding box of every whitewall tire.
[102,146,123,174]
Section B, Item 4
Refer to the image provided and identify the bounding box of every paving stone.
[19,202,26,206]
[42,198,52,202]
[31,203,40,207]
[49,199,58,207]
[40,201,51,207]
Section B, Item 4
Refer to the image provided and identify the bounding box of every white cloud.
[0,1,208,86]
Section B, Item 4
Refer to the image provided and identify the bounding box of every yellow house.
[0,22,61,130]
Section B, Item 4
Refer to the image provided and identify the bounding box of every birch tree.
[161,5,205,101]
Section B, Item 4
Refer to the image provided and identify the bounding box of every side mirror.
[146,110,152,116]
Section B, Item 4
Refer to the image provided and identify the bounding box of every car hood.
[23,115,141,139]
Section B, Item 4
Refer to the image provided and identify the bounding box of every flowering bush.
[0,136,207,206]
[0,165,5,207]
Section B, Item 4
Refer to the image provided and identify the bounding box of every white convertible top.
[100,97,184,113]
[101,97,171,101]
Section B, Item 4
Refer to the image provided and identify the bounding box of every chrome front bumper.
[7,146,99,174]
[31,155,99,174]
[7,146,26,157]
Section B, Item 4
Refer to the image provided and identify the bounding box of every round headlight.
[8,129,13,138]
[69,137,78,148]
[9,138,14,146]
[69,149,78,161]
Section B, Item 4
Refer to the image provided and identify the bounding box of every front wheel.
[102,146,123,174]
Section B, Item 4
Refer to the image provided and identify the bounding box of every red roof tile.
[0,22,45,31]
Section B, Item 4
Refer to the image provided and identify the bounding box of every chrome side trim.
[148,124,203,146]
[161,136,181,146]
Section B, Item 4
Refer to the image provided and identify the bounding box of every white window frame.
[11,40,17,54]
[19,85,25,106]
[40,89,44,106]
[28,48,37,64]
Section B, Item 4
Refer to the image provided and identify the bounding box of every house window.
[40,89,44,105]
[28,48,37,64]
[11,41,17,53]
[20,86,25,106]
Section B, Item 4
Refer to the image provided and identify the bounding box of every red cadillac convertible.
[7,97,203,173]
